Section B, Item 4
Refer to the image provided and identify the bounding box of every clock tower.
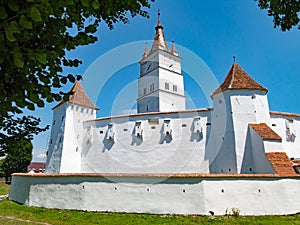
[137,12,185,113]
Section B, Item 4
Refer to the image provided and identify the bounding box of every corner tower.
[45,82,98,173]
[137,12,185,113]
[207,61,271,174]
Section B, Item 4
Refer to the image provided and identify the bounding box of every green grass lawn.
[0,181,10,195]
[0,182,299,225]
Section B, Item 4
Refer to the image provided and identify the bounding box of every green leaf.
[54,94,62,101]
[30,7,42,22]
[27,103,35,110]
[81,0,89,7]
[29,93,40,103]
[63,94,70,101]
[15,98,26,108]
[19,15,33,29]
[67,74,75,82]
[5,28,16,42]
[37,100,45,107]
[10,21,20,33]
[60,77,67,84]
[0,6,8,20]
[36,53,47,64]
[13,53,24,68]
[67,0,74,5]
[5,21,21,42]
[91,0,100,9]
[40,75,50,84]
[8,1,19,11]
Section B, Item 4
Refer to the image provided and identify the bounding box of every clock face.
[142,62,152,74]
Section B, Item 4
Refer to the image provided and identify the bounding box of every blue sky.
[31,0,300,161]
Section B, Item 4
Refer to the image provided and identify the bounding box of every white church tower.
[45,82,98,173]
[137,12,185,113]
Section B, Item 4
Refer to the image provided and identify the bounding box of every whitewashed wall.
[249,126,276,174]
[208,90,273,174]
[230,90,270,173]
[270,115,300,159]
[9,174,300,215]
[46,104,67,173]
[81,110,210,174]
[46,103,96,173]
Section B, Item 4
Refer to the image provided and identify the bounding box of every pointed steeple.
[53,82,99,110]
[142,42,149,58]
[171,40,178,56]
[150,10,169,52]
[211,62,268,96]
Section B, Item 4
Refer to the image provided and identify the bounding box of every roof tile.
[53,82,99,110]
[212,62,268,96]
[250,123,282,141]
[265,152,298,176]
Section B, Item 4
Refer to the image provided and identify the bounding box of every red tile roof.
[265,152,298,177]
[250,123,282,141]
[53,82,99,110]
[212,62,268,96]
[270,111,300,119]
[27,162,46,172]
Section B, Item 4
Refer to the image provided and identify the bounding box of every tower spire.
[143,41,149,58]
[171,40,178,56]
[150,10,168,52]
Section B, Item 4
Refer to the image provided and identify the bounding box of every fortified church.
[10,14,300,215]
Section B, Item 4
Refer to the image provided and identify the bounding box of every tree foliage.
[0,139,33,178]
[0,0,151,153]
[256,0,300,31]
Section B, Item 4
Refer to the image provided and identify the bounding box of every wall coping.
[12,173,299,179]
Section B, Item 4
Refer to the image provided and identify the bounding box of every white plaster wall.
[45,104,67,173]
[159,68,184,95]
[230,90,270,173]
[249,127,275,174]
[207,92,237,173]
[270,116,300,159]
[208,90,276,174]
[203,178,300,215]
[263,140,284,153]
[158,51,181,74]
[60,104,96,173]
[45,103,96,173]
[81,111,210,174]
[240,128,255,173]
[9,175,300,215]
[158,91,185,112]
[138,74,159,98]
[138,50,184,113]
[254,94,271,123]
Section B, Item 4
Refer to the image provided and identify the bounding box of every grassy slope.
[0,183,299,225]
[0,181,10,195]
